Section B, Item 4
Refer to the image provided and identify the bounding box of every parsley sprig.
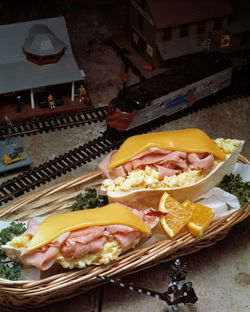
[0,222,26,280]
[219,174,250,206]
[71,188,108,211]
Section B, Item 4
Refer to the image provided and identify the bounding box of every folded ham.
[99,147,214,180]
[4,208,158,271]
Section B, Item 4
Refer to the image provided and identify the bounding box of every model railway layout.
[0,134,125,205]
[0,107,108,139]
[0,62,249,139]
[0,92,248,206]
[0,64,250,206]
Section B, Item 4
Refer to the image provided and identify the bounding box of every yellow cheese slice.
[27,203,151,252]
[108,129,226,169]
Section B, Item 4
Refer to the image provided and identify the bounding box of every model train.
[106,52,233,131]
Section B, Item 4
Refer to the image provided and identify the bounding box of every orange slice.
[159,192,192,238]
[183,200,215,237]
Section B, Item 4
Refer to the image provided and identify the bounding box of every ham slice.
[111,231,140,250]
[17,208,158,270]
[188,153,214,174]
[61,237,107,260]
[99,148,215,179]
[99,150,126,179]
[23,219,40,236]
[156,165,182,177]
[20,232,70,270]
[21,246,59,271]
[60,226,106,260]
[161,151,188,170]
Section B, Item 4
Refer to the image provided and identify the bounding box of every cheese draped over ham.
[15,205,158,270]
[99,129,225,180]
[99,148,215,180]
[108,129,226,169]
[27,204,150,252]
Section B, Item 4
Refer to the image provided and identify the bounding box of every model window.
[198,21,206,34]
[180,24,188,37]
[139,15,144,31]
[214,18,222,31]
[29,54,39,61]
[42,55,56,61]
[241,32,249,45]
[129,98,145,109]
[164,28,172,41]
[58,48,65,57]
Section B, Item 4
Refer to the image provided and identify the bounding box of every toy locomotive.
[106,52,233,132]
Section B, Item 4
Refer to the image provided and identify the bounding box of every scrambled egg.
[2,234,31,262]
[215,138,241,154]
[162,168,204,187]
[101,166,204,191]
[10,234,30,248]
[6,236,127,270]
[101,139,241,192]
[56,239,122,269]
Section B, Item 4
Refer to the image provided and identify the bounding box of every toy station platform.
[0,93,93,124]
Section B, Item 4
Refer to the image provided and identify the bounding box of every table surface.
[0,2,249,312]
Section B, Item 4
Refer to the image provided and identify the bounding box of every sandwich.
[99,129,244,209]
[2,204,158,271]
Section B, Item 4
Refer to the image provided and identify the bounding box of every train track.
[0,134,125,205]
[1,66,250,206]
[0,65,248,140]
[0,106,108,139]
[0,89,244,207]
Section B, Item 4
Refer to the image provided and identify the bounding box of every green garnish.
[0,222,26,280]
[71,188,108,211]
[219,174,250,206]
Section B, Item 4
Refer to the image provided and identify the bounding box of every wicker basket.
[0,155,249,310]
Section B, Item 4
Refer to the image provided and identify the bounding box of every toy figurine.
[16,95,22,113]
[4,115,14,145]
[97,259,198,312]
[84,94,91,106]
[48,94,56,109]
[78,84,86,103]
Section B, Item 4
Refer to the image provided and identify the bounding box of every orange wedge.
[159,192,192,238]
[183,200,215,237]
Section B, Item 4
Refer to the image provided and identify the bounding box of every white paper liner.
[196,162,249,220]
[232,162,250,181]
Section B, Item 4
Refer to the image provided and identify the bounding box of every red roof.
[146,0,233,29]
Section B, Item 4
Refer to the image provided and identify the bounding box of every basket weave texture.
[0,155,249,309]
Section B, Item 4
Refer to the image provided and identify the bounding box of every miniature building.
[23,24,66,66]
[227,0,250,56]
[0,17,83,109]
[128,0,233,68]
